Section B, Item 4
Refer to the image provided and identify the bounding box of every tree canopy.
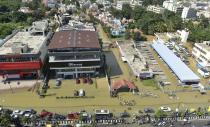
[0,0,22,12]
[109,5,210,43]
[0,0,50,38]
[142,0,165,6]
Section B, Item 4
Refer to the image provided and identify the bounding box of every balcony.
[0,61,41,70]
[49,56,101,63]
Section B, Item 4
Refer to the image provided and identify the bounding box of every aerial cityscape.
[1,0,210,126]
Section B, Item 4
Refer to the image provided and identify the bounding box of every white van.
[198,68,210,78]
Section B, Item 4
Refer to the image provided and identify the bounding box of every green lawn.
[97,24,111,43]
[142,79,158,88]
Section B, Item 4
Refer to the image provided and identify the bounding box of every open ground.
[0,25,210,114]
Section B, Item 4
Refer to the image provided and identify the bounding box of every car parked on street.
[160,106,171,112]
[120,112,130,118]
[144,108,155,113]
[53,113,66,120]
[11,110,24,118]
[40,110,53,118]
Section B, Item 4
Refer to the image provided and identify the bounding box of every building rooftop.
[195,42,210,52]
[48,30,100,49]
[155,32,181,42]
[60,22,95,31]
[0,31,47,55]
[111,79,137,90]
[117,41,148,76]
[0,20,50,55]
[152,40,200,83]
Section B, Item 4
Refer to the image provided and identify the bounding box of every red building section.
[0,61,42,79]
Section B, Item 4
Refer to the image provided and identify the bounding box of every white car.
[175,108,179,112]
[24,113,34,118]
[12,110,24,116]
[160,106,171,112]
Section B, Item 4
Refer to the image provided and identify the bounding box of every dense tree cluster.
[184,17,210,43]
[0,0,22,12]
[110,5,182,35]
[142,0,165,6]
[0,109,12,127]
[110,5,210,43]
[0,23,27,38]
[0,0,49,38]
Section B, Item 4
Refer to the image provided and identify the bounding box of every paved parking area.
[116,41,150,76]
[0,77,39,92]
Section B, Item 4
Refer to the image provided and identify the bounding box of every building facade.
[48,30,104,79]
[147,5,165,14]
[192,41,210,70]
[163,0,183,13]
[0,20,52,79]
[181,7,197,20]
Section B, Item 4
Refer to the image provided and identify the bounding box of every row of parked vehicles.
[11,109,37,118]
[1,106,210,126]
[165,40,210,78]
[165,41,191,65]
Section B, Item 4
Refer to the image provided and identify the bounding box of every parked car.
[53,113,66,120]
[11,110,24,118]
[120,112,130,118]
[23,109,37,118]
[206,121,210,125]
[12,110,24,116]
[24,109,37,114]
[144,108,155,113]
[198,68,210,78]
[80,112,92,121]
[160,106,171,112]
[158,121,166,126]
[67,113,80,120]
[0,106,2,112]
[182,118,191,125]
[40,110,53,118]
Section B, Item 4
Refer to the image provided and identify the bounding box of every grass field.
[97,24,111,43]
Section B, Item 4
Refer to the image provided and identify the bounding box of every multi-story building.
[192,41,210,70]
[48,30,104,79]
[0,20,52,79]
[181,7,197,20]
[60,20,95,31]
[42,0,58,8]
[147,5,165,14]
[197,8,210,18]
[130,0,143,8]
[115,1,130,10]
[163,0,183,13]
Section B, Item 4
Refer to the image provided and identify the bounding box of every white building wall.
[147,5,165,14]
[180,30,189,43]
[181,7,197,19]
[163,0,183,13]
[192,43,210,69]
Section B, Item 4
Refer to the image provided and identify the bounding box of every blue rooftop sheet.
[152,40,200,83]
